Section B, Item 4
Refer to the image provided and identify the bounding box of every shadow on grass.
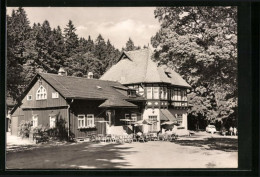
[174,138,238,152]
[6,142,135,169]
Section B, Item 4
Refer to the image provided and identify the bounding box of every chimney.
[58,67,67,76]
[87,72,93,79]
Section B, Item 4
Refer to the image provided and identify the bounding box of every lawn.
[6,133,238,169]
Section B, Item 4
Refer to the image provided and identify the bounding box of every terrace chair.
[143,133,150,141]
[125,134,133,143]
[90,133,97,142]
[105,134,112,143]
[139,135,145,142]
[110,134,117,143]
[132,134,138,142]
[150,133,158,141]
[158,133,164,141]
[96,134,103,143]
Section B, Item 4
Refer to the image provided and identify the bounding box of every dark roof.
[39,73,142,107]
[160,109,177,122]
[100,49,191,88]
[99,98,137,108]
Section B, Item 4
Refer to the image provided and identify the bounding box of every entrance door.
[11,116,18,136]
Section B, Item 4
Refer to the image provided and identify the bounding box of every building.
[10,69,145,138]
[100,49,191,133]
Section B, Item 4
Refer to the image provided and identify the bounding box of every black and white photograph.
[5,6,238,169]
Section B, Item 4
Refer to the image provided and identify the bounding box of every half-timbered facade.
[100,48,191,133]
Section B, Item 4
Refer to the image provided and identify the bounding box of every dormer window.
[36,85,47,100]
[165,72,171,78]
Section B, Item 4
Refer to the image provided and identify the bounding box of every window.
[128,90,136,97]
[177,89,181,101]
[86,114,95,127]
[176,114,183,125]
[78,114,85,128]
[36,85,47,100]
[138,86,144,96]
[146,87,152,99]
[125,114,130,125]
[125,114,130,119]
[131,113,137,121]
[160,87,164,99]
[32,115,38,127]
[27,95,32,101]
[174,89,178,100]
[171,88,174,100]
[153,87,159,99]
[148,116,158,132]
[49,116,56,128]
[183,90,187,101]
[164,87,168,99]
[160,87,167,99]
[52,92,59,98]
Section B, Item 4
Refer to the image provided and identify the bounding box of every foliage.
[6,8,31,101]
[48,118,69,141]
[123,38,141,51]
[151,7,237,127]
[6,8,121,102]
[18,120,32,138]
[31,125,50,142]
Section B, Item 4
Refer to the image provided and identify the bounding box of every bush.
[18,120,32,138]
[31,125,50,142]
[47,118,69,141]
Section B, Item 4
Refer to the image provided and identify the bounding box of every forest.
[6,7,237,130]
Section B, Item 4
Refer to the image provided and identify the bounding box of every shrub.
[18,120,32,138]
[31,125,50,142]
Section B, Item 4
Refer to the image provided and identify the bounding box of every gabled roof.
[11,73,145,114]
[100,49,191,88]
[39,73,145,105]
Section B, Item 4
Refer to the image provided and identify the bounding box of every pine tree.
[86,36,95,52]
[93,34,108,76]
[125,38,136,51]
[64,20,79,56]
[51,26,65,69]
[6,8,31,101]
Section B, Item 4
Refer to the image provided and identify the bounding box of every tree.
[64,20,79,56]
[151,7,237,128]
[106,39,121,68]
[125,38,140,51]
[93,34,108,76]
[6,8,123,102]
[6,8,31,101]
[86,35,95,52]
[51,26,66,69]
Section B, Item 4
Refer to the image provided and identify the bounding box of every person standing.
[229,126,234,136]
[233,127,237,136]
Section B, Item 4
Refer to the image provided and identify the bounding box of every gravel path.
[6,132,237,169]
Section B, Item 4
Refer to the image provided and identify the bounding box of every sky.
[7,7,161,49]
